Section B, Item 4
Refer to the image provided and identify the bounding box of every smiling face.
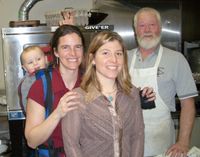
[54,33,83,72]
[81,31,132,93]
[135,11,161,49]
[92,40,124,81]
[22,48,46,74]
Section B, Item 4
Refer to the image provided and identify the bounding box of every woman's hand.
[55,91,80,119]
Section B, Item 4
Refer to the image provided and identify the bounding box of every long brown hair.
[81,31,133,94]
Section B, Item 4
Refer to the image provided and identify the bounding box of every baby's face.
[22,50,47,74]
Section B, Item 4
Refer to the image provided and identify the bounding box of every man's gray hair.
[133,7,162,29]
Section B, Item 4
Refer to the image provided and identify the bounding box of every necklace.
[107,95,114,102]
[103,88,117,102]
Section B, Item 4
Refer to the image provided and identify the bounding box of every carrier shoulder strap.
[36,67,58,157]
[35,67,53,116]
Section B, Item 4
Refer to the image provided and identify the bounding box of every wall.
[0,0,94,90]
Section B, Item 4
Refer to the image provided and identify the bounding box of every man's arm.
[179,97,196,149]
[166,97,196,157]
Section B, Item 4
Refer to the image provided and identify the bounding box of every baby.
[18,45,47,114]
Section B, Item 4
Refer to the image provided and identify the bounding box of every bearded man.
[128,7,198,157]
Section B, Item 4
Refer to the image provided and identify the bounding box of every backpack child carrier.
[19,67,64,157]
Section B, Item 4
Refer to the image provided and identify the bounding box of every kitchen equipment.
[184,41,200,74]
[9,20,40,27]
[88,9,108,25]
[188,48,200,73]
[2,26,56,120]
[45,8,107,26]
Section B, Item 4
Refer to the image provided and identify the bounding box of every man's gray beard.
[137,35,161,50]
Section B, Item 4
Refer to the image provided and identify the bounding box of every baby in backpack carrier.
[18,45,48,114]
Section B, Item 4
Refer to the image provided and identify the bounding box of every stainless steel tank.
[96,0,181,51]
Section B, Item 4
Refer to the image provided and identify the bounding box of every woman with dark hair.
[62,31,149,157]
[25,25,85,157]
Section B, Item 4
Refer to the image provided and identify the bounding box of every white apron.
[129,46,175,157]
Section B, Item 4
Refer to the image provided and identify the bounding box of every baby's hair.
[20,45,44,65]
